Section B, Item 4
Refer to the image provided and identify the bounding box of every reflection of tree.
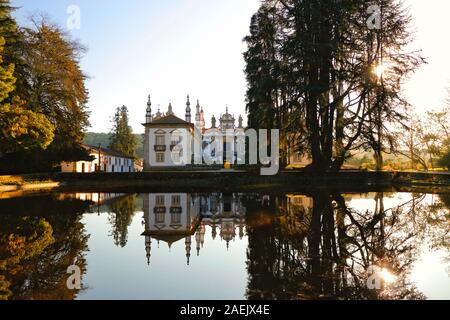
[438,194,450,209]
[426,194,450,269]
[0,195,90,300]
[333,193,426,299]
[107,194,137,248]
[0,217,53,300]
[246,193,428,300]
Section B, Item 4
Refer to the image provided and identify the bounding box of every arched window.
[155,129,166,146]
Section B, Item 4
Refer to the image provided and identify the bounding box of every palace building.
[142,95,245,170]
[142,193,246,265]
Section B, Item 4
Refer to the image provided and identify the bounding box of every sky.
[10,0,450,134]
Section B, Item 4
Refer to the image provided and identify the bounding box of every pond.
[0,190,449,300]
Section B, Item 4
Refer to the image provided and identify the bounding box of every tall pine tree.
[244,0,424,172]
[109,105,137,158]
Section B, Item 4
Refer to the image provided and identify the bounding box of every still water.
[0,191,449,300]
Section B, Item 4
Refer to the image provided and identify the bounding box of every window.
[224,201,231,212]
[171,213,181,225]
[155,212,165,224]
[156,135,165,146]
[172,195,181,206]
[156,153,165,163]
[156,195,165,206]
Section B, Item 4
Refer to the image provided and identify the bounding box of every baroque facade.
[143,95,245,170]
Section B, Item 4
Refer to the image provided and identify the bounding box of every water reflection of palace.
[286,195,314,215]
[142,193,246,265]
[3,191,444,300]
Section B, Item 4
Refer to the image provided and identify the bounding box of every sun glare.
[380,268,397,284]
[374,64,387,79]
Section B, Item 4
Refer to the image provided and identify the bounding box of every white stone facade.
[143,95,245,170]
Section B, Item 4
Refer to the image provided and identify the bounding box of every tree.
[1,6,90,171]
[108,195,137,247]
[0,36,54,156]
[0,195,91,300]
[438,150,450,170]
[244,0,424,172]
[0,98,55,154]
[416,107,450,170]
[0,36,14,101]
[0,0,22,76]
[426,107,450,147]
[21,18,90,147]
[0,216,54,300]
[425,106,450,164]
[0,17,92,173]
[244,4,307,166]
[421,132,440,170]
[109,105,137,158]
[395,117,430,170]
[244,5,279,131]
[245,192,427,299]
[395,108,450,171]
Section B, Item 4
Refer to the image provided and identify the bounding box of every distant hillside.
[84,132,144,159]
